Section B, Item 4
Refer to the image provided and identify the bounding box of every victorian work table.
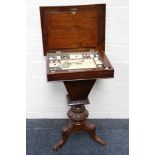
[40,4,114,151]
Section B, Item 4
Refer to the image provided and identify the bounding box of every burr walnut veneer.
[40,4,114,151]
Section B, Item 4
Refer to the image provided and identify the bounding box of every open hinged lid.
[40,4,114,81]
[40,4,106,56]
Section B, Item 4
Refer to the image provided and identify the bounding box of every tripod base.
[53,105,106,151]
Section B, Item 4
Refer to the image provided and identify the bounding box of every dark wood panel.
[47,69,114,81]
[97,4,106,52]
[64,80,96,100]
[47,11,97,30]
[48,30,97,49]
[40,4,106,55]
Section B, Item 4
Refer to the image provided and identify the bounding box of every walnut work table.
[40,4,114,151]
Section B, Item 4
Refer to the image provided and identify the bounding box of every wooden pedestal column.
[53,80,107,151]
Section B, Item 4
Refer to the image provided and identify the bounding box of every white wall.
[26,0,129,118]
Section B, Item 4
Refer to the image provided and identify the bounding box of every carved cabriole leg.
[53,122,73,151]
[85,121,107,145]
[52,105,88,151]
